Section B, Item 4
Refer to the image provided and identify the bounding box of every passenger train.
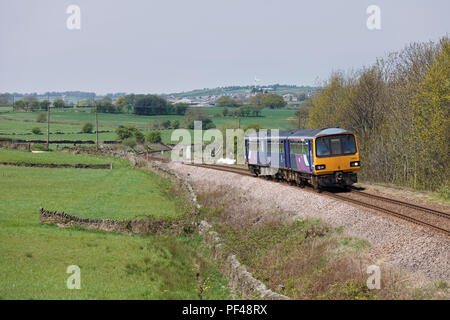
[244,128,361,190]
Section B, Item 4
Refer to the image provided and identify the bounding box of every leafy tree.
[134,94,168,115]
[13,100,27,111]
[173,103,189,115]
[40,100,51,110]
[411,37,449,189]
[114,96,128,113]
[95,99,116,113]
[216,96,241,108]
[172,120,180,129]
[122,137,137,148]
[29,100,41,111]
[31,127,42,135]
[36,112,47,123]
[53,98,65,108]
[115,125,144,143]
[249,93,264,106]
[147,131,162,143]
[161,120,171,129]
[81,123,94,133]
[259,93,286,109]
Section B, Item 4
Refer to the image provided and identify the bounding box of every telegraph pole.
[46,99,50,149]
[95,100,99,150]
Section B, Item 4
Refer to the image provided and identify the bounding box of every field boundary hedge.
[0,162,113,169]
[0,137,117,144]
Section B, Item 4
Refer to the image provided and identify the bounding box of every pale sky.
[1,0,449,94]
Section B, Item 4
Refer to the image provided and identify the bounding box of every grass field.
[0,149,230,299]
[0,148,111,165]
[0,108,297,145]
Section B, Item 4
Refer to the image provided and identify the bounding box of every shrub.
[172,120,180,129]
[122,137,137,148]
[147,131,162,144]
[30,144,50,151]
[81,122,94,133]
[36,112,47,123]
[116,126,145,144]
[31,127,42,135]
[135,130,145,143]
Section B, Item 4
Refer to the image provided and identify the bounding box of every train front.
[312,133,360,188]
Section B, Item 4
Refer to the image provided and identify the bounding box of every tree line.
[308,36,449,193]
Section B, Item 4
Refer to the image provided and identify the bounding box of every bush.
[30,144,50,151]
[31,127,42,135]
[116,125,144,143]
[172,120,180,129]
[147,131,162,144]
[36,112,47,123]
[134,130,145,143]
[81,122,94,133]
[122,137,137,148]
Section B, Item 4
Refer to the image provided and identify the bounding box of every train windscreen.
[316,134,356,157]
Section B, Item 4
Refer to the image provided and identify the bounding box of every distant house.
[174,98,193,105]
[282,93,298,102]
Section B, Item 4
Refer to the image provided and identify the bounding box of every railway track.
[145,156,450,236]
[323,191,450,236]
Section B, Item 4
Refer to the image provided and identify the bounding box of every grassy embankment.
[0,148,229,299]
[197,189,448,300]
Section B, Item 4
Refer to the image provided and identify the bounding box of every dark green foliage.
[147,131,162,144]
[250,93,286,109]
[36,112,47,123]
[31,127,41,135]
[171,120,180,129]
[53,98,65,108]
[133,94,168,115]
[95,99,117,113]
[81,122,94,133]
[116,125,144,144]
[216,96,241,108]
[122,137,137,148]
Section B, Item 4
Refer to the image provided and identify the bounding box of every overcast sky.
[1,0,449,94]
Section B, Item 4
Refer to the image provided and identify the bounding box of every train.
[244,128,360,190]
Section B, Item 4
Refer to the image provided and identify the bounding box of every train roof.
[245,128,353,140]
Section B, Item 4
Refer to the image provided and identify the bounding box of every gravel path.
[169,162,450,281]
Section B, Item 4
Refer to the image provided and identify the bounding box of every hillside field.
[0,107,297,145]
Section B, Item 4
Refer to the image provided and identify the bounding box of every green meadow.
[0,107,297,145]
[0,149,229,299]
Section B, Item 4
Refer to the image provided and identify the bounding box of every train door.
[308,140,313,172]
[284,140,292,168]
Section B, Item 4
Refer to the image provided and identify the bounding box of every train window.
[342,135,356,154]
[316,138,330,156]
[316,135,356,157]
[268,141,283,153]
[289,141,308,154]
[289,141,298,154]
[330,138,342,155]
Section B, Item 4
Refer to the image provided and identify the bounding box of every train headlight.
[315,164,326,170]
[350,161,360,167]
